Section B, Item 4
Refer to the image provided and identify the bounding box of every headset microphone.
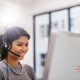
[8,50,20,57]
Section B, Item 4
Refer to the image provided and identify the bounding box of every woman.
[0,27,35,80]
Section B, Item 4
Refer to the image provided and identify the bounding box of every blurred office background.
[0,0,80,80]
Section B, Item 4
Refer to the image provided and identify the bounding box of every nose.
[21,46,28,52]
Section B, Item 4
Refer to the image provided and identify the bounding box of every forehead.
[13,36,29,43]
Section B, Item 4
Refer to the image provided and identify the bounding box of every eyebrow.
[17,42,28,44]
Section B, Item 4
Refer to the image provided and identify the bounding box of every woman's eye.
[17,43,28,47]
[17,44,23,46]
[25,43,28,46]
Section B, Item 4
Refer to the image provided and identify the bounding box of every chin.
[18,57,24,60]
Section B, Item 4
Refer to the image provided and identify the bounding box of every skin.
[5,36,29,68]
[75,66,80,72]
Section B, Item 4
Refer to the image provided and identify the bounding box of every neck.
[5,57,19,68]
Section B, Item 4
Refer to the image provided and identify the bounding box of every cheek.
[25,47,29,52]
[10,46,20,52]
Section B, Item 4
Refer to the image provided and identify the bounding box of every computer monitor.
[43,30,58,80]
[43,31,80,80]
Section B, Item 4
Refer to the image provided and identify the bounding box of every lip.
[19,53,25,57]
[16,52,25,57]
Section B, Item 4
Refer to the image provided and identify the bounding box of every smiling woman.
[0,27,35,80]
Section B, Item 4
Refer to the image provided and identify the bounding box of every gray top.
[0,60,35,80]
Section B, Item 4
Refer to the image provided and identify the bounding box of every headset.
[1,35,20,60]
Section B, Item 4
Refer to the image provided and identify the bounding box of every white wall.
[30,0,80,14]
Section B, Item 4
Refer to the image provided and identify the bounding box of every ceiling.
[0,0,38,6]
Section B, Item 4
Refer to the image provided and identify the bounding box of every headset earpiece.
[4,42,8,48]
[2,36,9,49]
[1,35,9,60]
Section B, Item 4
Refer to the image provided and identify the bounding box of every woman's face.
[9,36,29,60]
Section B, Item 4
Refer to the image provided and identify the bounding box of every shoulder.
[0,60,7,74]
[0,60,8,75]
[0,60,6,79]
[22,63,34,73]
[0,60,5,65]
[0,60,7,69]
[21,63,36,80]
